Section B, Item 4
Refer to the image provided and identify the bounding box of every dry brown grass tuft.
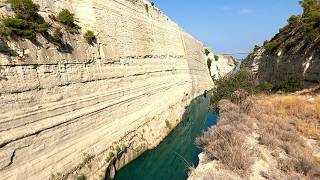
[255,94,320,120]
[197,100,255,176]
[252,93,320,179]
[197,93,320,179]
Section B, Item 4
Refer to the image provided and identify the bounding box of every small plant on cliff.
[6,0,39,20]
[83,30,96,44]
[56,9,80,34]
[165,120,171,129]
[204,48,211,56]
[1,0,50,39]
[52,28,63,46]
[214,55,219,61]
[207,58,212,71]
[77,175,86,180]
[56,9,74,26]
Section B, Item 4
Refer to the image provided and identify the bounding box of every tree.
[56,9,75,26]
[6,0,40,20]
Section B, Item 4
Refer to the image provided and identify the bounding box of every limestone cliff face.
[209,54,236,79]
[0,0,214,179]
[245,47,320,83]
[243,16,320,83]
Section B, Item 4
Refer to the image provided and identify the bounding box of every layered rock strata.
[0,0,214,179]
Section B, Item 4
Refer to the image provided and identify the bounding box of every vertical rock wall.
[0,0,213,179]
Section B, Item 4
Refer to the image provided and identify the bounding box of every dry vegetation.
[196,90,320,179]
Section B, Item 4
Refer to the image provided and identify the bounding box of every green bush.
[1,18,35,39]
[204,48,211,56]
[83,30,96,44]
[6,0,39,20]
[52,28,63,45]
[299,0,320,41]
[1,0,50,39]
[210,69,256,110]
[257,82,274,93]
[272,75,304,92]
[253,45,260,52]
[35,22,50,33]
[56,9,80,33]
[207,58,212,70]
[288,15,301,24]
[56,9,74,26]
[165,120,171,129]
[77,175,86,180]
[214,55,219,61]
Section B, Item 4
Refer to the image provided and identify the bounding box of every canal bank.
[114,95,218,180]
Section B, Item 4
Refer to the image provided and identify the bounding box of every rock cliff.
[0,0,215,179]
[243,0,320,84]
[209,54,236,79]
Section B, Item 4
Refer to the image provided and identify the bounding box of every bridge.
[220,52,252,56]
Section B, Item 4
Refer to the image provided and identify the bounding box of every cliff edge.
[243,0,320,84]
[0,0,216,179]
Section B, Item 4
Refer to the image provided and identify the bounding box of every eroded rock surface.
[0,0,215,179]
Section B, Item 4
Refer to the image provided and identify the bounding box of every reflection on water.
[115,96,218,180]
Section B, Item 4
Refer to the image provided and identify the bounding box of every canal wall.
[0,0,217,179]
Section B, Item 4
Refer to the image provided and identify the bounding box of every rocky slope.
[189,92,320,180]
[243,0,320,84]
[0,0,229,179]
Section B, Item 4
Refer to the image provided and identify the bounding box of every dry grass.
[197,99,254,176]
[255,94,320,119]
[197,92,320,179]
[254,94,320,139]
[252,93,320,179]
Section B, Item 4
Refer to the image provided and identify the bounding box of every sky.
[152,0,303,58]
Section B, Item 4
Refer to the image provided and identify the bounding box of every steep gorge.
[0,0,216,179]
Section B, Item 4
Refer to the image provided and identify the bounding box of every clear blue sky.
[152,0,303,58]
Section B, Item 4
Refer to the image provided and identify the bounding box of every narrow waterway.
[114,95,218,180]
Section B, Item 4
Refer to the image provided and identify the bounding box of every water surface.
[115,95,218,180]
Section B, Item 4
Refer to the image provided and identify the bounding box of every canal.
[114,95,218,180]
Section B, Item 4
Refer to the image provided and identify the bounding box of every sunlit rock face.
[207,53,236,79]
[0,0,217,179]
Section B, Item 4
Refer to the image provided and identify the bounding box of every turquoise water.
[114,96,218,180]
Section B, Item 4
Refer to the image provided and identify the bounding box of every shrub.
[56,9,80,33]
[257,82,274,93]
[2,17,35,39]
[264,41,279,53]
[56,9,74,26]
[1,1,50,39]
[204,48,211,56]
[0,23,12,36]
[35,22,50,33]
[209,69,255,110]
[299,0,320,41]
[272,75,304,92]
[77,175,86,180]
[214,55,219,61]
[6,0,40,20]
[253,45,260,52]
[83,30,96,44]
[52,28,63,45]
[207,58,212,70]
[165,120,171,129]
[288,15,301,24]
